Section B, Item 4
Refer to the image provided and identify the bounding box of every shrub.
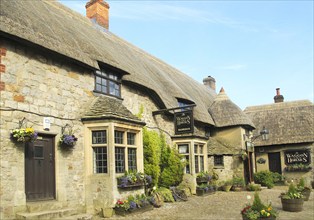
[246,183,261,191]
[281,183,303,199]
[253,171,276,188]
[143,128,161,186]
[232,176,245,187]
[156,187,175,202]
[159,140,184,188]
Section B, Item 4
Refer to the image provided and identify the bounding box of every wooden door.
[25,135,55,201]
[268,152,282,174]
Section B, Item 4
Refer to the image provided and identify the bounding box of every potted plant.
[232,176,245,191]
[196,184,215,196]
[221,180,233,192]
[297,178,311,201]
[196,171,211,184]
[10,127,38,143]
[114,194,154,216]
[59,133,78,149]
[280,183,304,212]
[241,192,278,220]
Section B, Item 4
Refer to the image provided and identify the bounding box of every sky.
[59,0,313,109]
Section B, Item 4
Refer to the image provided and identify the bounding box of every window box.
[117,171,152,189]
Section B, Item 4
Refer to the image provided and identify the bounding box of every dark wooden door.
[25,135,55,201]
[268,152,282,174]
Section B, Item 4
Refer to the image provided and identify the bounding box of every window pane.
[194,145,198,154]
[96,84,101,92]
[92,131,107,144]
[185,156,190,174]
[96,76,101,84]
[195,156,199,173]
[114,131,123,144]
[127,133,136,145]
[93,147,107,173]
[178,144,189,154]
[115,147,125,173]
[214,155,224,166]
[128,148,137,171]
[200,156,204,172]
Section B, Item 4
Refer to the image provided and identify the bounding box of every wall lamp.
[251,126,269,142]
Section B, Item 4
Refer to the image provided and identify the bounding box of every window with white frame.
[178,144,190,174]
[94,69,121,97]
[114,130,138,173]
[92,130,108,173]
[194,143,205,173]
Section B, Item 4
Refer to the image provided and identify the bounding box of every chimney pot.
[86,0,110,29]
[203,75,216,92]
[274,88,284,103]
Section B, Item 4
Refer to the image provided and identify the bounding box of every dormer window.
[177,98,194,111]
[95,69,121,97]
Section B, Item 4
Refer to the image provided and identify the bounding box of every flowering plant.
[115,199,130,211]
[10,127,38,143]
[117,170,152,188]
[241,193,278,220]
[281,183,303,199]
[59,134,78,148]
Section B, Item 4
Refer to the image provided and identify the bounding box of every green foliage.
[246,183,261,191]
[253,171,276,188]
[271,172,284,183]
[143,128,161,186]
[143,128,184,188]
[251,192,266,212]
[282,183,303,199]
[159,143,185,188]
[232,176,245,187]
[136,104,144,119]
[156,187,175,202]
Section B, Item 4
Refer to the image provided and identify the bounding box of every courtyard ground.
[105,186,314,220]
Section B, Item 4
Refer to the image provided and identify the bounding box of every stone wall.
[0,39,93,218]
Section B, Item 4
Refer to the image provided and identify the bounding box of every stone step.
[16,208,77,220]
[52,213,93,220]
[26,201,64,212]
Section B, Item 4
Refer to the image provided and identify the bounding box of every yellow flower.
[25,127,34,133]
[261,210,265,214]
[267,213,270,217]
[267,207,272,211]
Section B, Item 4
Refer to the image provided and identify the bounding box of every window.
[214,155,224,166]
[178,144,190,174]
[127,132,136,145]
[94,70,121,97]
[128,148,137,171]
[115,147,125,173]
[92,130,108,173]
[114,130,138,173]
[194,144,205,173]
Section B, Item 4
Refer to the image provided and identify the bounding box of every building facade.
[0,0,255,218]
[244,89,314,185]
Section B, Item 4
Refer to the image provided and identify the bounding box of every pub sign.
[174,110,194,134]
[284,149,311,165]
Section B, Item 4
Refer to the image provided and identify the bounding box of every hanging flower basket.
[59,134,78,149]
[10,128,38,143]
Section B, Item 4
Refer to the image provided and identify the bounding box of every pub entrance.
[25,134,55,201]
[268,152,282,174]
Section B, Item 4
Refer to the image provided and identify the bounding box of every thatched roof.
[244,100,314,146]
[207,137,238,155]
[208,88,255,128]
[0,0,219,125]
[82,96,145,125]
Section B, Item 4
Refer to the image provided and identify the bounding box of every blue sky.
[59,0,313,109]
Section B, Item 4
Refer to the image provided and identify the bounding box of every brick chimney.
[274,88,284,103]
[85,0,110,29]
[203,76,216,92]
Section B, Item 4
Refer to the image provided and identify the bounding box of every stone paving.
[106,186,314,220]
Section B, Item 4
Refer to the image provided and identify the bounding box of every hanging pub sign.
[174,110,194,134]
[284,149,311,165]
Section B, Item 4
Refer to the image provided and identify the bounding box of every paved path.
[106,186,314,220]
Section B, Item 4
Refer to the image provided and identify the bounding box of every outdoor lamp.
[260,126,269,141]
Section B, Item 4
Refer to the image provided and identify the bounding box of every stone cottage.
[0,0,255,218]
[244,89,314,185]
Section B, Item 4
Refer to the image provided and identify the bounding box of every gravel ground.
[106,186,314,220]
